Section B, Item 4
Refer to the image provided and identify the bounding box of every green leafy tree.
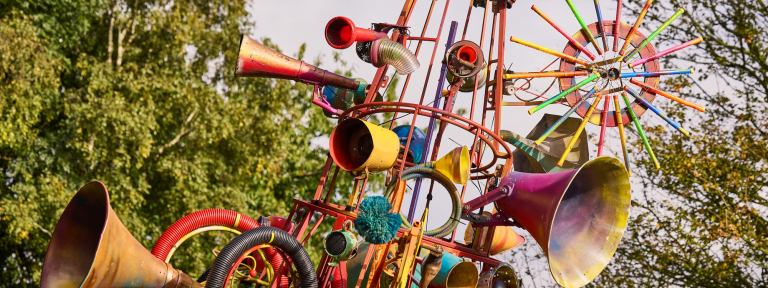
[0,0,382,286]
[590,0,768,286]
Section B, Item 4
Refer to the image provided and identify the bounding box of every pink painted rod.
[597,95,609,156]
[613,0,622,51]
[629,37,703,67]
[531,5,597,61]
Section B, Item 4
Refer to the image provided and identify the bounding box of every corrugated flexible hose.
[204,227,318,288]
[151,209,260,260]
[153,209,318,287]
[375,39,420,75]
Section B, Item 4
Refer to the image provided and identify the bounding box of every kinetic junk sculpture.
[40,0,703,287]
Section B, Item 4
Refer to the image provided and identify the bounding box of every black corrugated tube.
[204,226,317,288]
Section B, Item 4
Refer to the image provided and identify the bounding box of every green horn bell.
[502,114,590,173]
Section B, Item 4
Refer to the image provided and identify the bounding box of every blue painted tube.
[533,88,596,145]
[620,68,694,78]
[407,21,458,224]
[624,86,690,136]
[593,0,609,51]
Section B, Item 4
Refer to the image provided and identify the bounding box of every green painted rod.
[624,8,685,62]
[621,92,661,169]
[566,0,603,54]
[528,73,599,115]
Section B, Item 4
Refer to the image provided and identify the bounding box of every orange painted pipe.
[629,79,705,112]
[619,0,653,55]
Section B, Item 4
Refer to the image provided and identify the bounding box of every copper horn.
[495,156,631,288]
[235,34,366,95]
[41,181,202,288]
[325,17,388,49]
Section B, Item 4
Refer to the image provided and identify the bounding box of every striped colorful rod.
[620,0,653,55]
[558,94,605,167]
[504,70,589,79]
[531,5,597,61]
[629,78,706,111]
[565,0,603,54]
[510,36,590,66]
[613,95,631,176]
[534,88,597,145]
[593,0,609,51]
[613,0,622,51]
[623,8,685,62]
[629,37,703,68]
[621,92,660,169]
[620,68,693,78]
[528,73,600,115]
[597,95,609,156]
[624,86,690,136]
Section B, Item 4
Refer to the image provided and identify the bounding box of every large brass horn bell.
[41,181,202,288]
[495,156,631,288]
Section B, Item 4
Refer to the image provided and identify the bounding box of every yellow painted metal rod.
[558,94,604,167]
[613,95,631,176]
[510,36,590,66]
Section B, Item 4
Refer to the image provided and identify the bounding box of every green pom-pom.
[354,196,401,244]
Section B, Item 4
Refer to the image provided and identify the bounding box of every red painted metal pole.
[418,0,452,105]
[389,0,439,130]
[494,1,509,151]
[461,0,474,40]
[361,0,419,107]
[469,3,491,121]
[313,158,334,200]
[398,0,452,180]
[454,4,492,243]
[613,0,622,51]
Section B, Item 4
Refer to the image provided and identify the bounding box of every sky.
[245,0,713,286]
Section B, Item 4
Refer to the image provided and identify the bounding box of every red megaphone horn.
[325,17,388,49]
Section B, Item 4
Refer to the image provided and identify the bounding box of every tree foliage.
[0,0,369,286]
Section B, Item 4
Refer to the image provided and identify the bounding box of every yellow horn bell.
[425,146,470,185]
[329,118,400,171]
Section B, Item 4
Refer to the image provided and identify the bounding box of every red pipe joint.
[325,17,388,49]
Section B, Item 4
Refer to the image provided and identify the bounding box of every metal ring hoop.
[340,102,513,179]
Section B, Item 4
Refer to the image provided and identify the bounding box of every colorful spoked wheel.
[508,1,704,173]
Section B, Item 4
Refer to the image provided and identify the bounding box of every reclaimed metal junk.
[41,1,704,287]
